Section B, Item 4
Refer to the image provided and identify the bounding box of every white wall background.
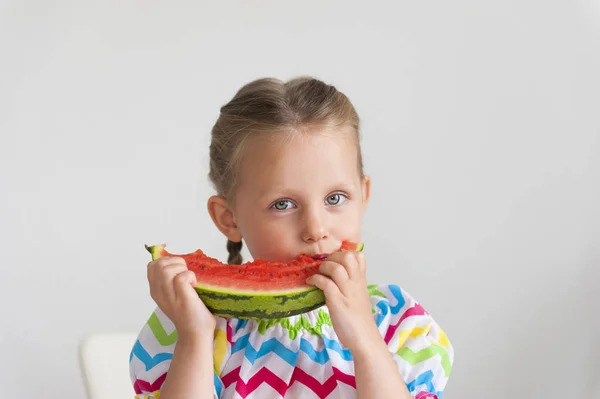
[1,1,599,398]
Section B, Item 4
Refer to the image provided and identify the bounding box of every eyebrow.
[324,182,357,194]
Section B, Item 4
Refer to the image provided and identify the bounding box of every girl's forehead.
[237,126,361,192]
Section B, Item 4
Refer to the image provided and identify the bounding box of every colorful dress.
[129,284,454,398]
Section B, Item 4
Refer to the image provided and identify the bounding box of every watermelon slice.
[145,241,364,320]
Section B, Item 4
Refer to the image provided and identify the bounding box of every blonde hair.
[208,76,363,264]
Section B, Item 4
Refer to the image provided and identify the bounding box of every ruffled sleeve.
[128,307,225,398]
[369,284,454,399]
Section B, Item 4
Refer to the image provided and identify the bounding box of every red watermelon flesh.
[147,241,364,294]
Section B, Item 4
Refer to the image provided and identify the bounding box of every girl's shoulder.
[367,283,424,322]
[365,283,450,342]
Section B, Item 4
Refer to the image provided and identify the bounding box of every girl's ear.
[361,175,371,209]
[207,195,242,242]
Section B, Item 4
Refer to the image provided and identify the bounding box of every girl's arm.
[353,327,413,399]
[158,333,215,399]
[307,252,453,399]
[131,255,218,398]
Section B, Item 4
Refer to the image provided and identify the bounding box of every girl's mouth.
[312,254,329,260]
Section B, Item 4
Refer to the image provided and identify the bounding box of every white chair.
[79,332,138,399]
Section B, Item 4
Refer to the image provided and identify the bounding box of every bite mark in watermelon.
[145,241,364,320]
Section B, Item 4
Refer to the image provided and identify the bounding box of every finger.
[155,256,187,268]
[173,270,198,302]
[306,274,342,303]
[355,251,366,276]
[147,259,187,303]
[161,262,188,276]
[324,251,360,280]
[149,263,188,291]
[147,257,186,278]
[318,261,351,293]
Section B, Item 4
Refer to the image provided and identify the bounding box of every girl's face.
[227,125,370,263]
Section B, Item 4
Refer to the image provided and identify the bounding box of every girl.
[129,77,454,398]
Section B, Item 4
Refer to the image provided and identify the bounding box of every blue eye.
[326,193,347,206]
[272,200,295,210]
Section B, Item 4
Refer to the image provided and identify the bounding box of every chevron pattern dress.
[129,284,454,398]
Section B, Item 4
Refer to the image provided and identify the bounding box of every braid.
[227,239,243,265]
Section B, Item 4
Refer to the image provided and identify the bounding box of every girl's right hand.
[147,256,216,337]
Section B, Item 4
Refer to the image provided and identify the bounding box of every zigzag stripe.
[221,365,355,398]
[214,373,224,397]
[384,303,427,344]
[321,335,353,360]
[214,328,228,373]
[241,337,299,366]
[230,333,353,366]
[398,343,452,377]
[147,312,178,346]
[374,284,406,326]
[133,372,166,394]
[299,339,329,365]
[387,285,407,314]
[290,366,355,398]
[375,300,390,327]
[235,319,248,333]
[222,366,285,397]
[406,370,442,398]
[227,323,234,345]
[437,328,450,349]
[367,284,387,298]
[231,333,249,353]
[130,340,173,371]
[416,391,439,399]
[396,325,432,351]
[133,372,223,397]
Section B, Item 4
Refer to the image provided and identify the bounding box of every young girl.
[129,77,454,399]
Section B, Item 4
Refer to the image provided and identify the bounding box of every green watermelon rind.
[195,286,326,319]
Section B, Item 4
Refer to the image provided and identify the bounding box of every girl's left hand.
[306,250,381,355]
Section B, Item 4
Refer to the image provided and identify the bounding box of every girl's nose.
[301,209,328,243]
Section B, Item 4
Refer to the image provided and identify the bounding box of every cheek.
[239,216,296,260]
[331,206,363,240]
